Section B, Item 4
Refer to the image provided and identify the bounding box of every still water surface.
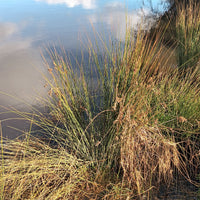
[0,0,167,138]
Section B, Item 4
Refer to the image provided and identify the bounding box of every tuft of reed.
[1,0,200,199]
[112,22,200,197]
[175,0,200,71]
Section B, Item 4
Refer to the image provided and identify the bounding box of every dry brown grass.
[1,138,93,200]
[120,124,180,197]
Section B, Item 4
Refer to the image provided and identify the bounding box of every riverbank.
[1,0,200,199]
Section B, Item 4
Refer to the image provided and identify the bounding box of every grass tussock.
[1,138,96,199]
[1,0,200,199]
[175,0,200,70]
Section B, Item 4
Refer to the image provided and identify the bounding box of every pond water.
[0,0,167,138]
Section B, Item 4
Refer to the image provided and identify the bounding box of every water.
[0,0,167,138]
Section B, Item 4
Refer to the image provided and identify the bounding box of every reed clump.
[1,0,200,199]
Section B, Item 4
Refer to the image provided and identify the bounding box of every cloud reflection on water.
[0,22,19,40]
[35,0,96,9]
[89,3,154,41]
[0,20,49,138]
[0,21,47,108]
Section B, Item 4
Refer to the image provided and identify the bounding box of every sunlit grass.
[175,0,200,71]
[1,0,200,199]
[1,138,94,199]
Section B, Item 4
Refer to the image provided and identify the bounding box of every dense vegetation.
[1,0,200,199]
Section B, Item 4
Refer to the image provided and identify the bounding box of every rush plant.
[1,1,200,198]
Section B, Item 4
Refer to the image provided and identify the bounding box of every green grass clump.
[157,0,200,72]
[1,0,200,199]
[175,0,200,71]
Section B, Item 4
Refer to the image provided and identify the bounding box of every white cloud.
[0,21,50,138]
[89,7,154,41]
[104,2,124,9]
[0,22,18,40]
[0,22,48,108]
[35,0,96,9]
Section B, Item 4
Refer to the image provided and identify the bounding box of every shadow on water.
[0,48,105,139]
[0,108,30,139]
